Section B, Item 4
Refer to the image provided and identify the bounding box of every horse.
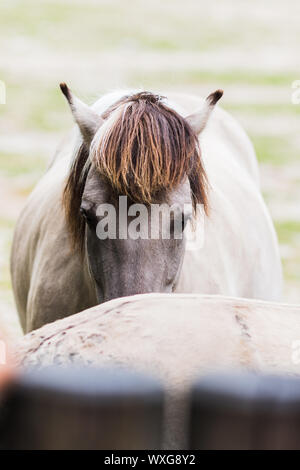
[11,84,282,332]
[13,293,300,448]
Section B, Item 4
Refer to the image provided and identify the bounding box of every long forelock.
[63,91,209,252]
[89,92,209,209]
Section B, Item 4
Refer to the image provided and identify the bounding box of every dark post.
[189,372,300,450]
[0,366,164,450]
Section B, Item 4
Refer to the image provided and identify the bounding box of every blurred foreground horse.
[11,85,282,332]
[13,293,300,448]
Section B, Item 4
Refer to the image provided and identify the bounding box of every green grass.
[251,135,296,165]
[282,257,300,283]
[0,218,14,293]
[274,221,300,283]
[26,86,67,131]
[0,1,245,53]
[129,69,299,88]
[227,103,300,115]
[275,221,300,245]
[0,217,15,229]
[0,77,69,132]
[0,151,46,178]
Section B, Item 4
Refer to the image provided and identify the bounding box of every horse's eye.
[169,213,187,238]
[79,207,88,218]
[80,207,97,227]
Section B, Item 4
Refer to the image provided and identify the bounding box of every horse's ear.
[60,83,103,146]
[186,89,223,135]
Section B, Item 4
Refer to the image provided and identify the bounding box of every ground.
[0,0,300,339]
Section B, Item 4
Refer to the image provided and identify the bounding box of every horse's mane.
[63,91,209,251]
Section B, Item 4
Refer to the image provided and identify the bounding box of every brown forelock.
[63,92,209,251]
[92,92,209,211]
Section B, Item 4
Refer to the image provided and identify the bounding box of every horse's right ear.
[60,83,103,146]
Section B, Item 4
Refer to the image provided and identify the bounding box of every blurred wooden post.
[189,373,300,450]
[0,366,164,450]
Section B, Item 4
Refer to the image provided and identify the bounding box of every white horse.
[11,85,282,332]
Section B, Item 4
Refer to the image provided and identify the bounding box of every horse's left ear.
[186,89,223,135]
[60,83,103,146]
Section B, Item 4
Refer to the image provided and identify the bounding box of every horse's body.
[14,293,300,448]
[11,89,282,332]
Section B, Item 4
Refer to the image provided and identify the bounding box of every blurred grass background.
[0,0,300,337]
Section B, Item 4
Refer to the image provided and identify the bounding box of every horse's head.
[61,84,222,303]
